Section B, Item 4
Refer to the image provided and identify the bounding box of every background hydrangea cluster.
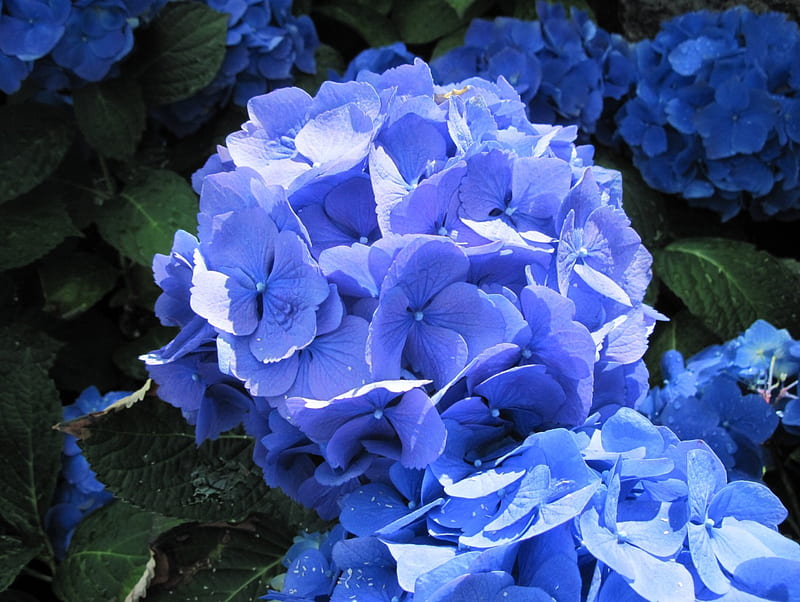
[141,60,800,600]
[0,0,164,93]
[642,319,800,480]
[152,0,318,135]
[44,386,130,560]
[615,7,800,219]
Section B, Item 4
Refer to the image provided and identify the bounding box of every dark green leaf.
[0,590,41,602]
[0,349,62,545]
[39,251,119,319]
[0,536,40,592]
[1,324,62,371]
[113,327,176,380]
[95,168,198,266]
[294,44,346,96]
[52,501,182,602]
[444,0,477,17]
[0,104,74,204]
[137,2,228,104]
[394,0,462,44]
[146,522,288,601]
[594,148,671,249]
[51,311,123,394]
[644,310,721,385]
[654,238,800,340]
[431,26,467,59]
[74,396,274,522]
[73,78,146,159]
[0,188,81,271]
[314,2,398,47]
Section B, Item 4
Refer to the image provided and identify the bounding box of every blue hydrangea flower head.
[45,386,130,560]
[431,1,634,137]
[616,6,800,219]
[50,0,135,81]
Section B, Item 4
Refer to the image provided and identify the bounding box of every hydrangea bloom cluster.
[335,42,417,84]
[615,7,800,220]
[146,57,657,511]
[143,58,800,601]
[430,1,634,138]
[44,386,129,560]
[641,320,800,480]
[154,0,318,136]
[0,0,163,93]
[263,409,800,601]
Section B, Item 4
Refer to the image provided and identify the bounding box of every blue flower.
[50,0,134,81]
[45,386,130,560]
[0,0,70,61]
[616,7,800,219]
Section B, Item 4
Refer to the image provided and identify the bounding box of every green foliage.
[39,251,119,319]
[75,395,275,522]
[0,536,39,592]
[73,78,146,160]
[0,348,62,581]
[2,324,62,371]
[146,521,289,601]
[136,1,229,105]
[0,187,81,271]
[95,168,198,266]
[394,0,463,44]
[295,44,347,95]
[654,238,800,340]
[644,310,721,385]
[445,0,478,17]
[52,501,182,602]
[0,104,74,205]
[314,1,399,47]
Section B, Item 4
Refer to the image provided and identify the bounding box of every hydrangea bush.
[3,2,800,600]
[615,7,800,219]
[141,59,800,600]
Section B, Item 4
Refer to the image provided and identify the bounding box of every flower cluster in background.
[142,58,800,601]
[154,0,318,136]
[430,1,635,139]
[44,386,128,560]
[616,7,800,220]
[641,319,800,480]
[0,0,164,94]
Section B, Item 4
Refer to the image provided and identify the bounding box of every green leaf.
[39,251,119,319]
[2,323,63,371]
[136,2,228,105]
[146,522,288,601]
[644,310,721,385]
[314,2,398,47]
[95,168,198,266]
[444,0,477,17]
[52,501,182,602]
[0,187,81,271]
[594,148,671,249]
[394,0,463,44]
[294,44,346,96]
[73,396,274,522]
[0,591,41,602]
[654,238,800,340]
[73,78,146,160]
[0,349,62,546]
[112,327,176,380]
[0,535,40,591]
[431,26,467,59]
[0,104,74,204]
